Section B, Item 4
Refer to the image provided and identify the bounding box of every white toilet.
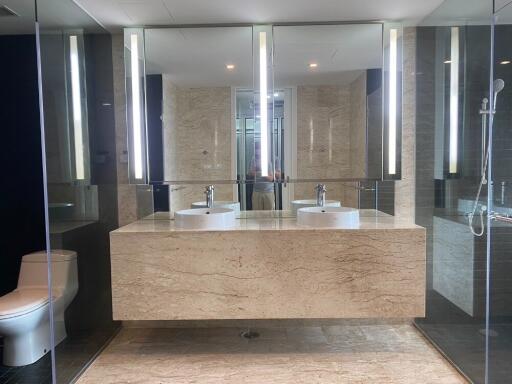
[0,250,78,366]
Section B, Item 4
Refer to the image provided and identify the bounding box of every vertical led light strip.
[70,35,85,180]
[130,33,143,180]
[449,27,460,174]
[259,31,269,177]
[388,28,398,176]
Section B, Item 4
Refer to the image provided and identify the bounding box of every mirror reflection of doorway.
[235,89,293,211]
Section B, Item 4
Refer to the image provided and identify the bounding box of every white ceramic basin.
[291,199,341,215]
[297,207,360,228]
[175,208,236,229]
[191,201,241,212]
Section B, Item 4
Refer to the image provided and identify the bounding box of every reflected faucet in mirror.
[205,185,215,208]
[315,184,326,207]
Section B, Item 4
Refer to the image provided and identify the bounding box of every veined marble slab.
[111,209,426,320]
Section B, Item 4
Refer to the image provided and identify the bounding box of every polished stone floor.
[0,328,117,384]
[76,323,467,383]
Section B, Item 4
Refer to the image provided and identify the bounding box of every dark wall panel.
[0,35,45,296]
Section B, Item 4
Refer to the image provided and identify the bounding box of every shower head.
[493,79,505,110]
[494,79,505,94]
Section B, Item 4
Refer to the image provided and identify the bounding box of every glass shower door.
[486,4,512,382]
[35,1,121,383]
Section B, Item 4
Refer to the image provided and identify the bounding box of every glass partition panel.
[488,3,512,383]
[0,1,51,381]
[36,0,120,383]
[414,1,493,383]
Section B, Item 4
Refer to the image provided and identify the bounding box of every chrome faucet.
[205,185,215,208]
[315,184,326,207]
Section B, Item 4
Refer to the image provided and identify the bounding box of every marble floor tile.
[76,324,467,384]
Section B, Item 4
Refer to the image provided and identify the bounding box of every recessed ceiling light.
[226,64,235,70]
[444,60,452,64]
[309,63,318,68]
[500,60,511,65]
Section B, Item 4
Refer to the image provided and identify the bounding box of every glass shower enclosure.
[487,2,512,382]
[35,0,120,383]
[414,1,512,383]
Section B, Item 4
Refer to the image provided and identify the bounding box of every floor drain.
[240,330,260,339]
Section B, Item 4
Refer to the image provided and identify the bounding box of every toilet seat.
[0,288,50,320]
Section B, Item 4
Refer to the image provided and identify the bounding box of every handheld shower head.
[471,78,505,237]
[494,78,505,94]
[494,79,505,110]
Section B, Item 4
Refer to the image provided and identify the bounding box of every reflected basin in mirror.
[175,208,236,230]
[191,201,241,212]
[291,200,341,215]
[297,207,360,228]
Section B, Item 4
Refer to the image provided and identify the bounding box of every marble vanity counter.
[111,209,426,320]
[114,209,423,233]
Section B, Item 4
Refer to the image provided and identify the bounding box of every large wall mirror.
[272,24,383,209]
[126,23,400,213]
[144,26,252,212]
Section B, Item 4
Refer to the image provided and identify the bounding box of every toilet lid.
[0,288,50,318]
[23,249,77,263]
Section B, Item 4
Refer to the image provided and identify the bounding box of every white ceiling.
[0,0,36,34]
[496,2,512,23]
[74,0,447,30]
[0,0,493,35]
[145,27,253,86]
[145,24,382,87]
[420,0,493,26]
[0,0,103,34]
[274,24,382,86]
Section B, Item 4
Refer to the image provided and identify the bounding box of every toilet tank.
[18,250,78,292]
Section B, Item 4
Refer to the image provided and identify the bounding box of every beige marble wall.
[295,77,367,208]
[112,34,136,226]
[162,77,233,212]
[112,35,153,226]
[395,28,417,222]
[111,212,426,320]
[350,72,368,179]
[296,85,351,179]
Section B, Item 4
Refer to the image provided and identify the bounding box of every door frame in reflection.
[233,87,296,211]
